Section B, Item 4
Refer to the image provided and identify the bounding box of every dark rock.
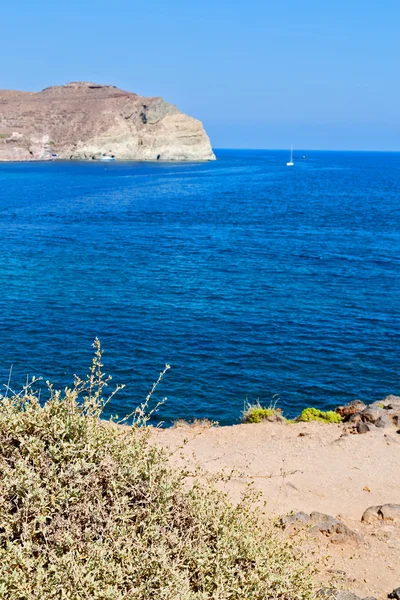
[357,421,371,434]
[388,588,400,600]
[360,407,384,423]
[370,396,400,426]
[348,413,362,424]
[281,511,360,543]
[308,513,360,543]
[309,520,360,543]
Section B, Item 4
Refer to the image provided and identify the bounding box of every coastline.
[152,419,400,598]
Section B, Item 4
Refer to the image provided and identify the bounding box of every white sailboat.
[286,145,294,166]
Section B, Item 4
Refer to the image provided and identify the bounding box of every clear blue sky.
[2,0,399,150]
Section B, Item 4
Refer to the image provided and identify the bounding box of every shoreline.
[152,419,400,599]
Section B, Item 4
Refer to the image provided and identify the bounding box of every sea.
[0,149,399,425]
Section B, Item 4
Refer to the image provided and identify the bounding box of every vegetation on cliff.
[0,341,315,600]
[297,407,343,424]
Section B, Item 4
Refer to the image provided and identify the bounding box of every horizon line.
[212,147,400,153]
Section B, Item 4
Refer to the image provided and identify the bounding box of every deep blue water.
[0,149,399,424]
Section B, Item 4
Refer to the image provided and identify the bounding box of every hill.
[0,82,215,162]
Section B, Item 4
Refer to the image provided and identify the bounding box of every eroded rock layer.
[0,82,215,162]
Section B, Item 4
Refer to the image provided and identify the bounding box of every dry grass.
[0,340,316,599]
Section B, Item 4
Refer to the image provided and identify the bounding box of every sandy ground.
[153,421,400,599]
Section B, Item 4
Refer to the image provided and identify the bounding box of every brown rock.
[336,400,366,419]
[357,421,372,434]
[0,82,215,162]
[348,413,362,424]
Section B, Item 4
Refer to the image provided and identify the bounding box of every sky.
[1,0,399,150]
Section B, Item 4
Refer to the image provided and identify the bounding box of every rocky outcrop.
[337,395,400,434]
[279,511,361,544]
[0,82,215,162]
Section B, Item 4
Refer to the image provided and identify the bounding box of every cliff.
[0,82,215,162]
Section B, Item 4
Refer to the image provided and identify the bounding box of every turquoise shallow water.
[0,149,399,424]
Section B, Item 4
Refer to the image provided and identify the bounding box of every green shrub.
[242,397,285,424]
[243,405,283,423]
[0,341,316,600]
[297,407,343,423]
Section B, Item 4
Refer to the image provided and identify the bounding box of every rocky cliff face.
[0,82,215,162]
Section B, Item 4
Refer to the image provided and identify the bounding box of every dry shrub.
[0,341,316,599]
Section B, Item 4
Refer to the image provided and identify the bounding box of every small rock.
[388,588,400,600]
[308,513,360,543]
[311,521,360,543]
[361,504,400,524]
[336,593,361,600]
[380,504,400,523]
[279,511,310,529]
[360,407,384,423]
[369,396,400,426]
[361,505,383,523]
[372,395,400,410]
[272,413,286,423]
[310,511,338,524]
[357,421,371,434]
[348,413,362,424]
[333,592,362,600]
[375,415,391,428]
[336,400,366,419]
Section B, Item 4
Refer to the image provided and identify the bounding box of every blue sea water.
[0,149,399,425]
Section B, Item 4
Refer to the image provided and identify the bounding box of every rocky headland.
[0,81,215,162]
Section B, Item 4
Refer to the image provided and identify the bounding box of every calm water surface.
[0,150,399,424]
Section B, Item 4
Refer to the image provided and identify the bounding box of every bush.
[242,398,285,424]
[0,341,316,600]
[297,407,343,423]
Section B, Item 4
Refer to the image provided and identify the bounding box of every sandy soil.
[153,421,400,599]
